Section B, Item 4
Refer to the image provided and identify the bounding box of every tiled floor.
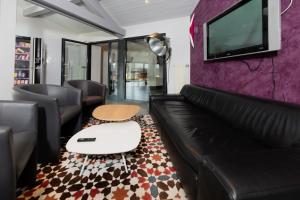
[126,81,149,102]
[17,115,187,200]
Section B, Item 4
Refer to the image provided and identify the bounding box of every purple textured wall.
[191,0,300,104]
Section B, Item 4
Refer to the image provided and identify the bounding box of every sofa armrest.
[13,88,60,124]
[0,126,16,200]
[63,86,82,106]
[149,94,185,114]
[13,89,61,159]
[0,101,38,133]
[46,85,82,106]
[88,81,106,98]
[150,94,185,102]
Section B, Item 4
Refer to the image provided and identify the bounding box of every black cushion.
[0,101,38,200]
[13,84,82,163]
[180,84,217,111]
[204,149,300,200]
[151,99,269,171]
[83,96,104,106]
[64,80,106,104]
[180,85,300,148]
[59,105,81,125]
[13,131,36,177]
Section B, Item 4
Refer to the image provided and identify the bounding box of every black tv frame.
[206,0,269,60]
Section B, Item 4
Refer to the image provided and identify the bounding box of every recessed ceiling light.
[145,0,150,4]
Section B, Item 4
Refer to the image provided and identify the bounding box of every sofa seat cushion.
[13,131,36,178]
[83,96,104,106]
[151,100,269,171]
[203,150,300,200]
[59,105,81,125]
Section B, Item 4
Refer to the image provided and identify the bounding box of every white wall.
[44,31,77,85]
[0,0,17,100]
[125,17,190,93]
[16,5,80,85]
[78,31,117,42]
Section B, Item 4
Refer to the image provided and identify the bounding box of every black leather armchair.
[13,84,82,163]
[64,80,106,108]
[0,101,38,200]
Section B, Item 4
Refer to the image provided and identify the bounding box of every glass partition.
[63,40,88,82]
[126,39,164,101]
[109,42,119,98]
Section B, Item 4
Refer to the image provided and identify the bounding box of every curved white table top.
[66,121,141,155]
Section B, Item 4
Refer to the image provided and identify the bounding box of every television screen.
[204,0,281,61]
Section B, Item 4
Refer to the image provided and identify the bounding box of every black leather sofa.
[13,84,82,163]
[150,85,300,200]
[0,101,38,200]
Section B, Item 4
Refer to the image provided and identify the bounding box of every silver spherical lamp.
[145,33,170,59]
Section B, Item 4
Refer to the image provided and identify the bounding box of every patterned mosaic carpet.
[17,115,187,200]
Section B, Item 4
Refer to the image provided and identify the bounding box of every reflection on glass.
[64,41,88,81]
[109,42,118,97]
[97,43,109,86]
[126,39,164,101]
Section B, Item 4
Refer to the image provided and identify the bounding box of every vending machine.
[14,36,46,85]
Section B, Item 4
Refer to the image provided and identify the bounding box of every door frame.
[90,40,126,101]
[61,38,91,85]
[124,35,167,99]
[90,41,120,98]
[89,34,167,101]
[62,34,167,99]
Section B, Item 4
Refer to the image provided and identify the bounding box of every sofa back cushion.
[19,84,48,95]
[17,84,76,106]
[180,85,300,147]
[180,85,217,111]
[67,80,89,97]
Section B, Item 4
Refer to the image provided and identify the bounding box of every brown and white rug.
[17,115,187,200]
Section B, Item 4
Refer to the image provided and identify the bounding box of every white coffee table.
[66,121,141,175]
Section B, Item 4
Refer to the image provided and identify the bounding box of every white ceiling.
[17,0,33,8]
[43,14,112,36]
[18,0,199,34]
[17,0,108,35]
[100,0,199,26]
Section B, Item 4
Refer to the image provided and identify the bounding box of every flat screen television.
[203,0,281,61]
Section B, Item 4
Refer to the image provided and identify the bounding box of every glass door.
[91,41,121,102]
[62,39,89,84]
[89,36,166,102]
[126,39,165,101]
[91,43,109,86]
[109,42,119,99]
